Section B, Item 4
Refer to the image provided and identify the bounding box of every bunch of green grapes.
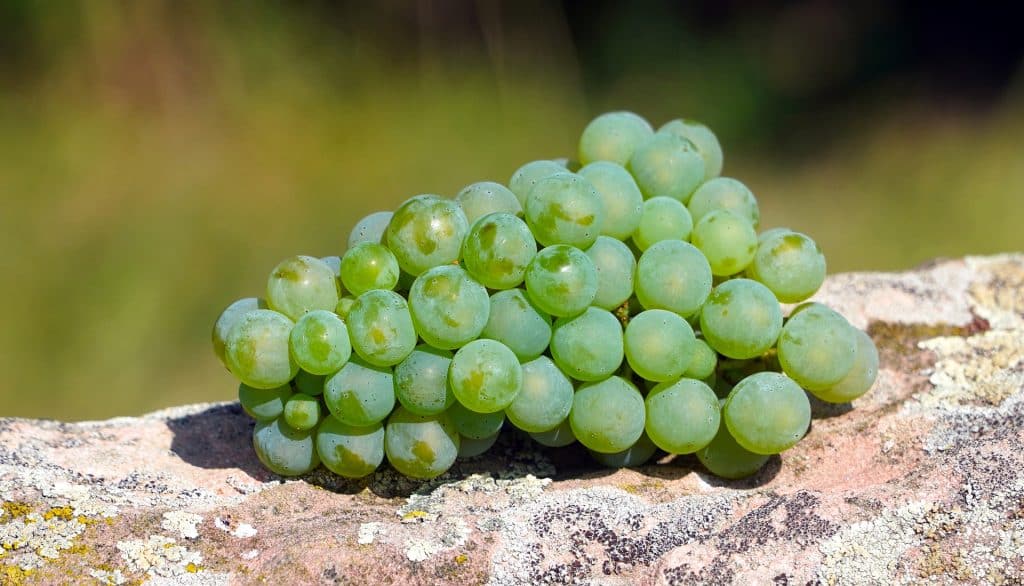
[212,111,878,481]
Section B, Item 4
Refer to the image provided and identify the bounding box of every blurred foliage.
[0,1,1021,420]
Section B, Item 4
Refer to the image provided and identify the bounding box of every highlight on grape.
[212,111,879,481]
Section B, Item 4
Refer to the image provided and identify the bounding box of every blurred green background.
[1,1,1021,420]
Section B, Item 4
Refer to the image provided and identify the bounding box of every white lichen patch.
[162,511,203,539]
[90,567,128,585]
[357,522,384,545]
[405,518,470,562]
[0,510,88,570]
[817,501,931,585]
[116,534,203,578]
[214,516,257,538]
[918,329,1024,409]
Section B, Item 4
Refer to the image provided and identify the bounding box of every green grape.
[624,309,696,382]
[252,418,319,477]
[684,339,718,380]
[385,194,469,275]
[658,119,724,180]
[238,383,292,421]
[323,357,396,426]
[584,236,636,311]
[449,339,522,413]
[699,279,783,359]
[628,132,705,202]
[577,161,644,239]
[723,372,811,454]
[687,177,759,227]
[335,295,356,320]
[384,407,460,479]
[283,393,322,431]
[394,345,455,415]
[645,378,719,453]
[225,309,298,389]
[632,196,693,251]
[455,181,522,224]
[266,255,340,321]
[589,432,658,468]
[348,211,393,248]
[480,288,552,361]
[749,230,826,303]
[811,328,879,403]
[505,356,574,433]
[293,369,325,396]
[757,227,791,244]
[339,242,400,296]
[691,210,758,276]
[634,240,712,317]
[288,309,352,375]
[524,172,605,249]
[550,307,624,382]
[461,212,537,289]
[578,111,654,166]
[346,289,417,366]
[316,417,384,478]
[570,376,645,453]
[508,160,565,205]
[458,432,500,459]
[524,244,598,317]
[777,303,857,391]
[530,418,576,447]
[320,255,342,277]
[696,409,769,480]
[449,401,505,439]
[212,297,265,366]
[408,265,490,349]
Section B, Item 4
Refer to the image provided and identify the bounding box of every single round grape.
[634,240,712,317]
[266,255,340,321]
[658,119,724,180]
[455,181,522,224]
[624,309,696,382]
[777,303,857,391]
[551,307,624,382]
[584,236,636,311]
[408,265,490,349]
[530,418,577,447]
[449,401,505,439]
[346,289,417,366]
[384,407,460,480]
[699,279,783,359]
[696,413,769,480]
[480,288,552,361]
[238,383,292,421]
[316,417,384,479]
[283,393,322,431]
[348,210,393,248]
[684,339,718,380]
[394,345,455,415]
[288,309,352,375]
[225,309,298,389]
[589,432,658,468]
[212,297,265,366]
[628,132,705,202]
[578,111,654,166]
[339,242,400,296]
[385,194,469,275]
[691,210,758,276]
[505,356,574,433]
[461,212,537,289]
[749,230,826,303]
[570,376,645,453]
[449,339,522,413]
[645,378,720,454]
[524,172,605,249]
[293,369,325,396]
[508,160,565,205]
[524,244,598,317]
[252,418,319,477]
[323,357,395,427]
[724,372,811,455]
[811,328,879,403]
[688,177,759,227]
[458,431,500,459]
[577,161,644,239]
[632,196,693,251]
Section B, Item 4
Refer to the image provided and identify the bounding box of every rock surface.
[2,254,1024,585]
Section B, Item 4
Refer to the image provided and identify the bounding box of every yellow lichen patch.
[76,516,96,526]
[186,562,200,573]
[1,565,36,585]
[1,502,33,519]
[43,506,75,521]
[455,554,468,565]
[402,510,429,522]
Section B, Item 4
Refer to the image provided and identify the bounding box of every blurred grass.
[0,4,1021,420]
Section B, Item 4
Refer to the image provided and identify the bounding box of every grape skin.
[524,172,606,249]
[524,244,598,317]
[645,378,720,454]
[578,111,654,167]
[225,309,298,389]
[393,344,454,416]
[624,309,696,382]
[550,307,625,382]
[455,181,522,225]
[777,303,857,391]
[658,119,724,180]
[385,194,469,276]
[449,339,523,413]
[699,279,783,360]
[408,265,490,349]
[288,309,351,375]
[266,255,340,321]
[723,372,811,455]
[810,328,879,403]
[316,417,385,479]
[505,356,574,433]
[577,161,644,240]
[323,357,396,427]
[634,240,712,317]
[480,288,552,362]
[688,177,759,227]
[384,407,460,480]
[253,418,320,477]
[212,297,265,367]
[570,376,645,454]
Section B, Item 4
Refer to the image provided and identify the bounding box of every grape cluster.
[212,111,879,481]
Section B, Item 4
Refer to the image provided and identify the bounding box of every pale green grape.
[757,227,791,244]
[449,401,505,439]
[385,194,469,275]
[696,411,769,480]
[645,378,719,453]
[458,432,500,459]
[749,230,826,303]
[238,383,292,421]
[340,242,400,296]
[449,339,522,413]
[811,328,879,403]
[384,407,460,479]
[524,172,605,249]
[584,236,636,310]
[723,372,810,454]
[684,339,717,380]
[589,433,658,468]
[624,309,696,382]
[508,160,565,205]
[346,289,417,366]
[578,111,654,166]
[212,297,265,367]
[225,309,298,389]
[252,418,319,477]
[394,344,454,415]
[524,244,598,317]
[288,309,352,375]
[505,356,574,433]
[658,119,724,180]
[634,240,712,317]
[480,288,552,361]
[530,418,576,447]
[455,181,522,224]
[408,265,490,349]
[569,376,645,453]
[266,256,340,321]
[320,255,342,277]
[348,211,393,248]
[628,133,705,202]
[577,161,644,239]
[691,210,758,276]
[699,279,783,359]
[777,303,857,391]
[632,196,693,251]
[283,393,322,431]
[687,177,759,227]
[550,307,624,382]
[461,212,537,289]
[293,370,325,396]
[316,416,384,478]
[323,357,396,426]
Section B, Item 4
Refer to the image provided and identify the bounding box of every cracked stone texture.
[2,254,1023,585]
